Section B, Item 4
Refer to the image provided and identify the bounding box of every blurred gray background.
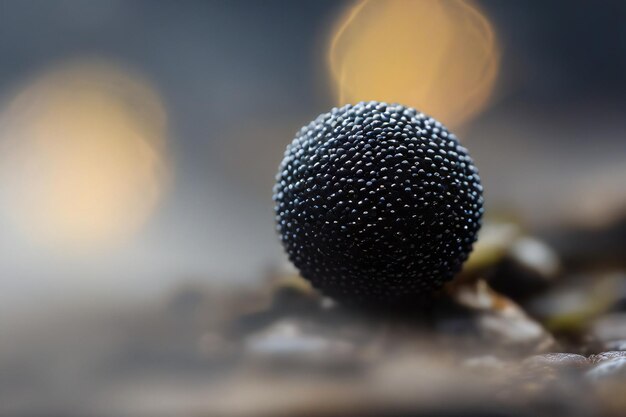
[0,0,624,321]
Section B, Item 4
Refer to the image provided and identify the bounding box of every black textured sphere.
[273,102,483,304]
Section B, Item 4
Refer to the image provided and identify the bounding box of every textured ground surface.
[2,217,626,417]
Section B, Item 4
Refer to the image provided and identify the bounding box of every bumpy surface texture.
[274,102,483,304]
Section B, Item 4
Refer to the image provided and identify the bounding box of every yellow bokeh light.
[0,61,169,249]
[328,0,500,130]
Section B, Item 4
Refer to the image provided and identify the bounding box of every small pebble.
[452,280,554,349]
[523,353,589,369]
[245,320,354,358]
[586,357,626,380]
[488,236,560,300]
[588,351,626,364]
[509,236,560,278]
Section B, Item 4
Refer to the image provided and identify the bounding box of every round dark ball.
[273,102,483,305]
